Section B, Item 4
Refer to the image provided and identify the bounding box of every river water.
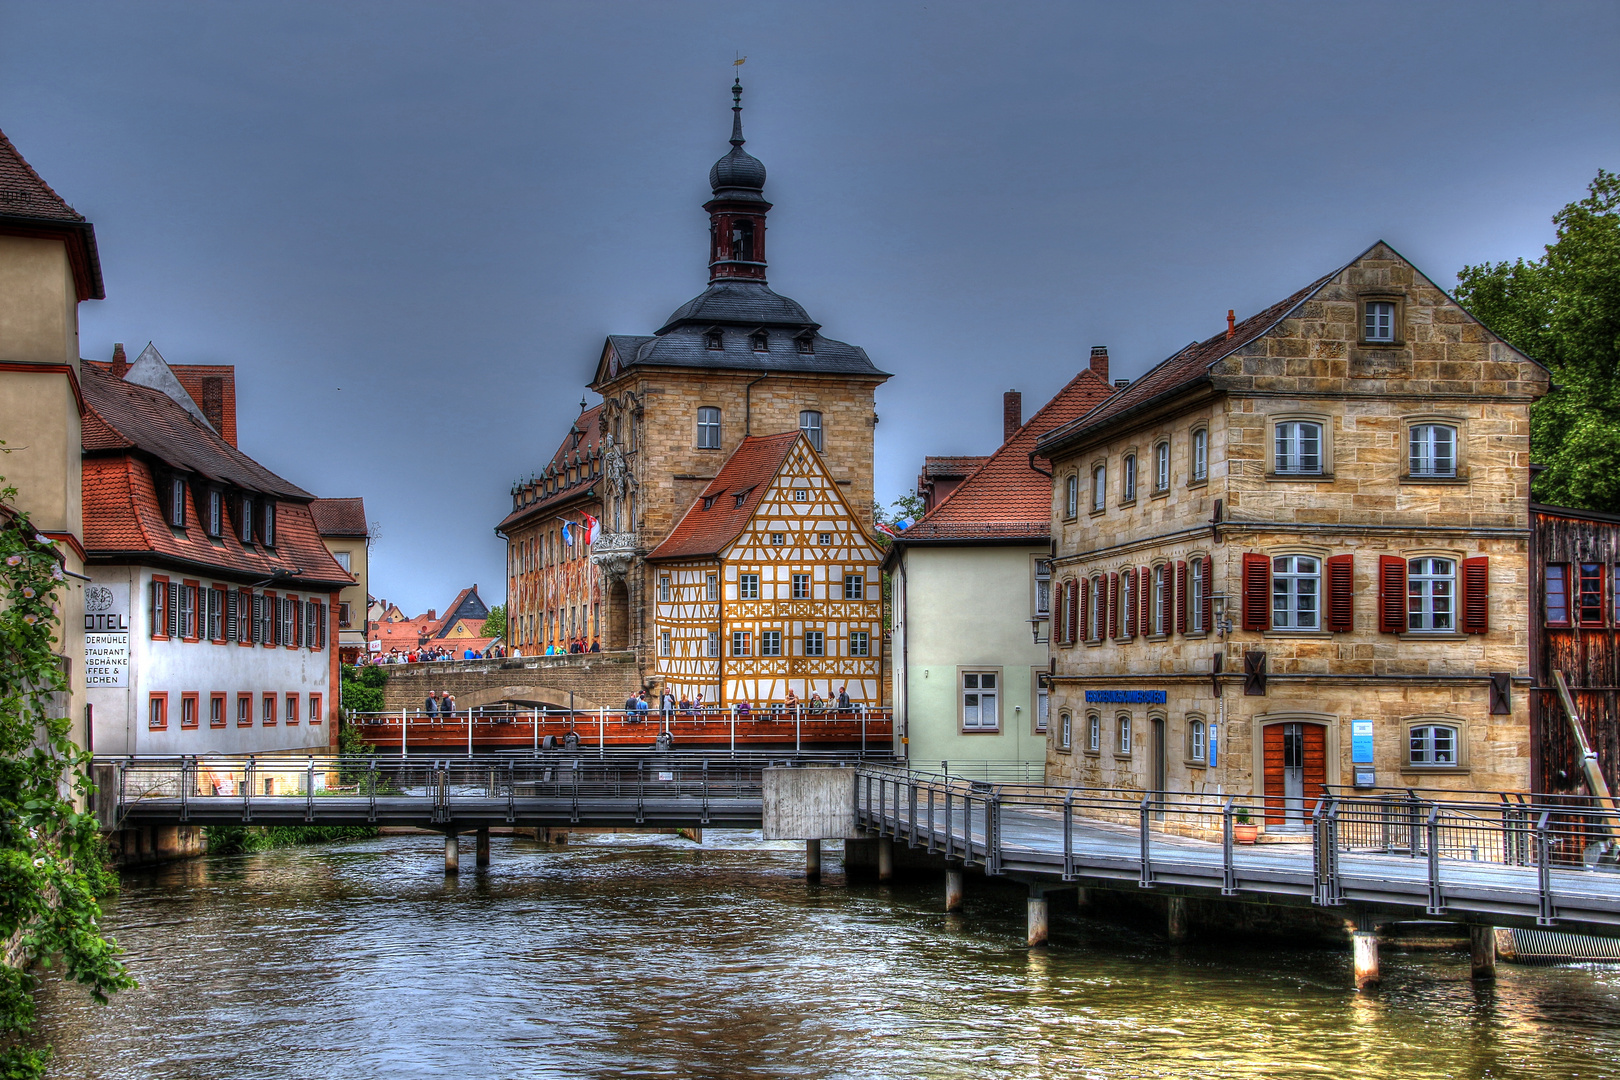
[35,831,1620,1079]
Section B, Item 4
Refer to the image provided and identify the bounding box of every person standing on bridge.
[442,692,457,718]
[624,692,641,721]
[661,689,675,721]
[424,692,439,718]
[837,685,852,713]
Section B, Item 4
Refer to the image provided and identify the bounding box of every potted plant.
[1233,805,1259,844]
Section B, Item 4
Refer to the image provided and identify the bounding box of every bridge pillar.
[945,868,963,912]
[1166,897,1189,943]
[1075,887,1089,912]
[1027,889,1049,948]
[805,839,821,880]
[1351,923,1379,990]
[877,839,893,882]
[444,833,459,875]
[476,827,490,868]
[1470,925,1496,981]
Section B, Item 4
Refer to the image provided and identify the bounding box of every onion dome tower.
[706,78,770,283]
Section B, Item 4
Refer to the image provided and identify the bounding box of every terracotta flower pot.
[1233,823,1259,844]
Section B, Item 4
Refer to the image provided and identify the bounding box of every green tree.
[1456,169,1620,512]
[0,483,134,1076]
[480,604,506,641]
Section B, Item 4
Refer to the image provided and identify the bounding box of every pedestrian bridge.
[97,756,1620,948]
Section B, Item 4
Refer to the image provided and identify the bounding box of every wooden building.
[647,430,883,708]
[1530,503,1620,795]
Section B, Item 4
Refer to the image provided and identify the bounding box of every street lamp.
[1210,593,1234,638]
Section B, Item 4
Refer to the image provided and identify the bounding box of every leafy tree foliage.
[480,604,505,642]
[1456,169,1620,512]
[0,484,133,1076]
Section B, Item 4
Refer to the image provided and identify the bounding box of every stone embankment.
[378,650,645,714]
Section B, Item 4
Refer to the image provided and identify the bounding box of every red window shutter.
[1108,573,1119,638]
[1124,572,1136,637]
[1378,556,1408,634]
[1074,580,1085,642]
[1201,559,1214,633]
[1176,561,1188,634]
[1242,554,1270,632]
[1461,556,1489,634]
[1139,565,1150,634]
[1326,554,1354,632]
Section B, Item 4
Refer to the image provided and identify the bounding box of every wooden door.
[1262,722,1326,826]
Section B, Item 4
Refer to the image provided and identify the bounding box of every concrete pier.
[806,839,821,880]
[445,834,459,875]
[1352,929,1379,990]
[1027,891,1049,948]
[1470,925,1496,980]
[1166,897,1189,942]
[476,827,490,868]
[877,839,893,882]
[945,868,964,912]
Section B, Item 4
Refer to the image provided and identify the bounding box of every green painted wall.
[894,544,1049,771]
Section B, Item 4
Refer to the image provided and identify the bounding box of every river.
[34,830,1620,1079]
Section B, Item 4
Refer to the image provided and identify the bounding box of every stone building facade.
[1035,243,1547,821]
[498,81,889,678]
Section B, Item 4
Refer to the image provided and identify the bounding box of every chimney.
[1089,345,1109,384]
[1002,389,1022,443]
[110,342,127,379]
[1226,310,1236,340]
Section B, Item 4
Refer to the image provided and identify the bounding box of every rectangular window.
[1153,565,1168,634]
[262,694,277,726]
[804,630,824,656]
[1275,421,1323,475]
[1065,474,1079,518]
[761,630,783,656]
[1060,712,1071,750]
[1091,464,1106,512]
[818,533,832,545]
[843,574,864,600]
[740,574,760,600]
[286,693,300,725]
[169,476,186,527]
[1364,300,1396,342]
[237,694,252,727]
[281,597,297,647]
[1192,428,1208,482]
[850,631,869,657]
[1409,724,1458,766]
[792,574,810,599]
[1155,441,1170,492]
[1036,686,1049,733]
[1190,558,1205,632]
[180,693,198,729]
[706,574,718,602]
[207,488,222,536]
[1088,714,1101,752]
[148,694,167,730]
[1272,555,1320,630]
[210,693,226,728]
[770,532,785,546]
[1034,559,1051,617]
[658,576,670,602]
[1189,719,1206,762]
[1122,454,1136,502]
[1408,557,1455,632]
[961,671,998,730]
[149,578,169,639]
[697,407,722,449]
[309,694,322,725]
[338,602,353,628]
[1118,715,1132,754]
[799,410,823,452]
[707,631,719,658]
[1577,563,1605,628]
[240,497,254,544]
[794,489,809,502]
[262,500,275,547]
[209,587,225,641]
[1409,424,1457,478]
[732,630,752,657]
[660,631,671,657]
[179,584,197,639]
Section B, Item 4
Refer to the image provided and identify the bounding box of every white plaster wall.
[88,566,332,756]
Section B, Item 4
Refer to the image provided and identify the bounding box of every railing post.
[908,779,918,847]
[179,755,190,823]
[860,706,867,758]
[796,708,801,755]
[926,784,937,854]
[964,792,974,868]
[367,757,377,823]
[1312,797,1342,907]
[1221,796,1236,896]
[1063,792,1074,881]
[533,706,539,754]
[506,760,516,823]
[1139,794,1154,889]
[599,708,605,758]
[701,759,710,825]
[467,709,473,757]
[306,756,316,822]
[944,786,955,862]
[1426,804,1445,914]
[1536,810,1556,925]
[730,709,735,758]
[986,793,1003,876]
[401,707,408,759]
[243,755,254,823]
[571,758,580,824]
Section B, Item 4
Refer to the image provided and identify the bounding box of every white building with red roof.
[80,348,353,755]
[882,355,1116,771]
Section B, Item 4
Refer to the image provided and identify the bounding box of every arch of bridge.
[456,685,608,713]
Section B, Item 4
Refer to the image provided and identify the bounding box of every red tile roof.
[496,405,605,534]
[901,368,1116,542]
[921,456,989,479]
[1036,271,1339,456]
[311,497,368,537]
[0,125,103,300]
[85,360,239,446]
[647,431,803,561]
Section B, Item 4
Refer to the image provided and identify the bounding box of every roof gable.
[723,438,882,566]
[0,125,103,300]
[647,431,802,560]
[310,497,368,537]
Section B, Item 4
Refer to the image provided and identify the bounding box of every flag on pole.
[561,520,574,546]
[581,513,600,544]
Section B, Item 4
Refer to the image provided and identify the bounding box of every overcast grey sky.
[3,1,1616,613]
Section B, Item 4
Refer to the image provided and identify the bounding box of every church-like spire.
[706,78,771,283]
[730,78,745,147]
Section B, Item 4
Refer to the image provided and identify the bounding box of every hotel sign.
[1083,690,1167,704]
[84,584,129,688]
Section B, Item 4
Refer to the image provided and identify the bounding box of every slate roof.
[496,405,604,534]
[1036,271,1341,456]
[310,498,368,538]
[900,368,1117,543]
[921,456,990,479]
[0,125,103,299]
[85,359,239,447]
[81,364,311,499]
[647,431,802,561]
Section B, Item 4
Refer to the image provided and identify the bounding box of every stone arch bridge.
[378,651,646,715]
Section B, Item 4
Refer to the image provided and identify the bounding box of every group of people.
[613,685,860,719]
[363,644,510,666]
[529,638,599,656]
[420,690,459,717]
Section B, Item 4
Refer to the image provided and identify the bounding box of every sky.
[2,1,1617,614]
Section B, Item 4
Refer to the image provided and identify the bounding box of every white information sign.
[84,583,130,688]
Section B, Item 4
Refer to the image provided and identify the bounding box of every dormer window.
[795,332,815,355]
[704,327,724,351]
[207,488,223,537]
[749,329,768,353]
[168,476,186,528]
[702,495,717,511]
[733,486,755,508]
[240,496,254,544]
[261,500,276,547]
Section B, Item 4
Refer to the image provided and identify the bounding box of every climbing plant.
[0,480,133,1076]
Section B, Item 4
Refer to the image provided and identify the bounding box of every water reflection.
[35,831,1620,1079]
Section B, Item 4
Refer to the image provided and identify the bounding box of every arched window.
[1091,464,1107,512]
[1409,723,1459,766]
[1090,576,1105,641]
[1155,440,1171,492]
[1065,474,1079,518]
[1188,718,1206,762]
[1190,557,1206,632]
[1117,714,1132,754]
[1087,713,1101,752]
[1153,564,1168,634]
[1059,712,1073,750]
[1121,570,1136,638]
[799,411,823,451]
[1122,454,1137,502]
[697,407,722,449]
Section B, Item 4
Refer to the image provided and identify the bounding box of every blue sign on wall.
[1084,690,1168,704]
[1351,719,1375,765]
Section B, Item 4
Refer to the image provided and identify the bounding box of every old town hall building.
[499,81,890,706]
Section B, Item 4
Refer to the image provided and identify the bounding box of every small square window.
[793,489,809,502]
[818,533,832,545]
[1364,301,1396,342]
[770,532,785,546]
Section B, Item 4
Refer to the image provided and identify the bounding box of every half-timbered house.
[647,431,883,709]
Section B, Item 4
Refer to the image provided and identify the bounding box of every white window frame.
[1190,557,1205,632]
[706,574,718,602]
[1154,440,1170,492]
[1192,428,1208,483]
[169,476,186,527]
[697,406,722,449]
[1036,685,1049,734]
[207,488,222,536]
[761,630,783,657]
[1059,712,1072,750]
[803,630,824,657]
[1089,575,1105,641]
[850,630,869,657]
[1152,564,1167,635]
[843,574,864,600]
[659,631,671,657]
[1064,474,1079,518]
[792,574,810,599]
[1408,724,1459,766]
[1118,714,1132,755]
[1409,423,1457,478]
[706,631,719,658]
[1272,555,1321,630]
[1088,713,1101,753]
[1407,557,1456,633]
[1091,464,1106,512]
[1189,719,1206,762]
[1122,453,1137,502]
[1034,559,1051,617]
[1274,421,1324,476]
[658,575,671,602]
[960,670,999,731]
[799,411,823,452]
[1364,300,1396,342]
[740,574,760,600]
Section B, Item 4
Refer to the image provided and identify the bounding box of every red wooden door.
[1263,722,1327,826]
